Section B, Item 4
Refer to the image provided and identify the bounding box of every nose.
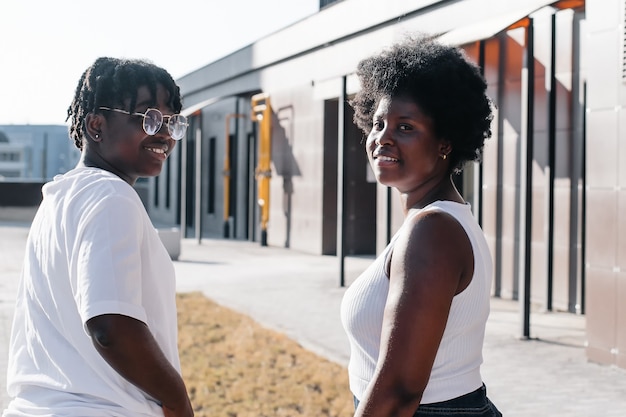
[154,119,170,138]
[374,125,393,146]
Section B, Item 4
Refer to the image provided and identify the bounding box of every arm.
[87,314,193,417]
[355,211,473,417]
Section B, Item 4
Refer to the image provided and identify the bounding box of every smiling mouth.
[375,155,399,162]
[145,146,168,156]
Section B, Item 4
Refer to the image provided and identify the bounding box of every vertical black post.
[180,122,188,238]
[477,40,486,228]
[521,19,535,339]
[233,101,240,238]
[546,13,557,311]
[337,76,347,287]
[195,127,202,244]
[580,82,587,315]
[494,36,507,299]
[248,127,258,242]
[386,187,392,244]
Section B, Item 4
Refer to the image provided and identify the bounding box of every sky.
[0,0,319,126]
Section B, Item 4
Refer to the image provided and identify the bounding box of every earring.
[441,154,447,160]
[95,134,99,139]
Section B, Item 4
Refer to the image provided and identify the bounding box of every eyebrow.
[397,115,419,120]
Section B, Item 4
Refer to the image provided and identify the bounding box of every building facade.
[148,0,624,369]
[0,125,79,181]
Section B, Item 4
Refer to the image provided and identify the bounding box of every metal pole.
[520,18,535,339]
[260,100,271,246]
[248,126,258,243]
[546,13,557,311]
[477,40,486,227]
[494,35,507,299]
[337,76,347,287]
[194,127,202,244]
[386,187,392,244]
[179,124,188,238]
[250,93,272,247]
[224,117,232,238]
[224,113,247,239]
[580,81,587,315]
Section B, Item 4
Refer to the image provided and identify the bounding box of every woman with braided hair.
[340,35,502,417]
[4,57,193,417]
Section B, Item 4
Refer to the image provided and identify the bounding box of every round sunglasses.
[99,107,188,140]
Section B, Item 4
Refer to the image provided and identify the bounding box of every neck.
[77,151,135,186]
[400,175,463,213]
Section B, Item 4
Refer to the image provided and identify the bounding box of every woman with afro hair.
[341,35,502,417]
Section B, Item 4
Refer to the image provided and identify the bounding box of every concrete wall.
[584,0,626,369]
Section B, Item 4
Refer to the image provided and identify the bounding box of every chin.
[145,162,165,176]
[380,179,407,192]
[141,168,164,178]
[376,175,395,188]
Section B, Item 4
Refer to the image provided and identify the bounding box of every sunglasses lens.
[143,109,163,135]
[168,114,188,140]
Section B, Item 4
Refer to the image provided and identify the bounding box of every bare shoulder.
[391,208,473,289]
[402,208,468,246]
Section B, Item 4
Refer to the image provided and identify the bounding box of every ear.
[85,113,104,143]
[439,140,452,157]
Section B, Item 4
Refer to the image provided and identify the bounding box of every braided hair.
[350,35,493,174]
[67,57,183,150]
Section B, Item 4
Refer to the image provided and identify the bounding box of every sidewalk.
[1,223,626,416]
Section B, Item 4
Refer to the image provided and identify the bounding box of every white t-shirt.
[4,167,180,417]
[340,201,493,404]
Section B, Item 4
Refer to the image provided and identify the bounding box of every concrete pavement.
[1,222,626,416]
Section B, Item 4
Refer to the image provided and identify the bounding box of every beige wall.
[585,0,626,368]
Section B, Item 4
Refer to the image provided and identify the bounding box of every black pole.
[521,19,535,339]
[180,120,188,238]
[580,82,587,315]
[477,40,486,228]
[195,127,202,245]
[546,13,557,311]
[224,217,230,238]
[232,102,240,238]
[337,76,347,287]
[251,125,258,242]
[494,36,507,299]
[386,187,392,244]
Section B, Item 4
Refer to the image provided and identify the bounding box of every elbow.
[358,373,426,415]
[395,385,424,409]
[86,315,115,348]
[384,377,426,412]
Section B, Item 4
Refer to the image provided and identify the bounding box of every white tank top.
[340,200,493,404]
